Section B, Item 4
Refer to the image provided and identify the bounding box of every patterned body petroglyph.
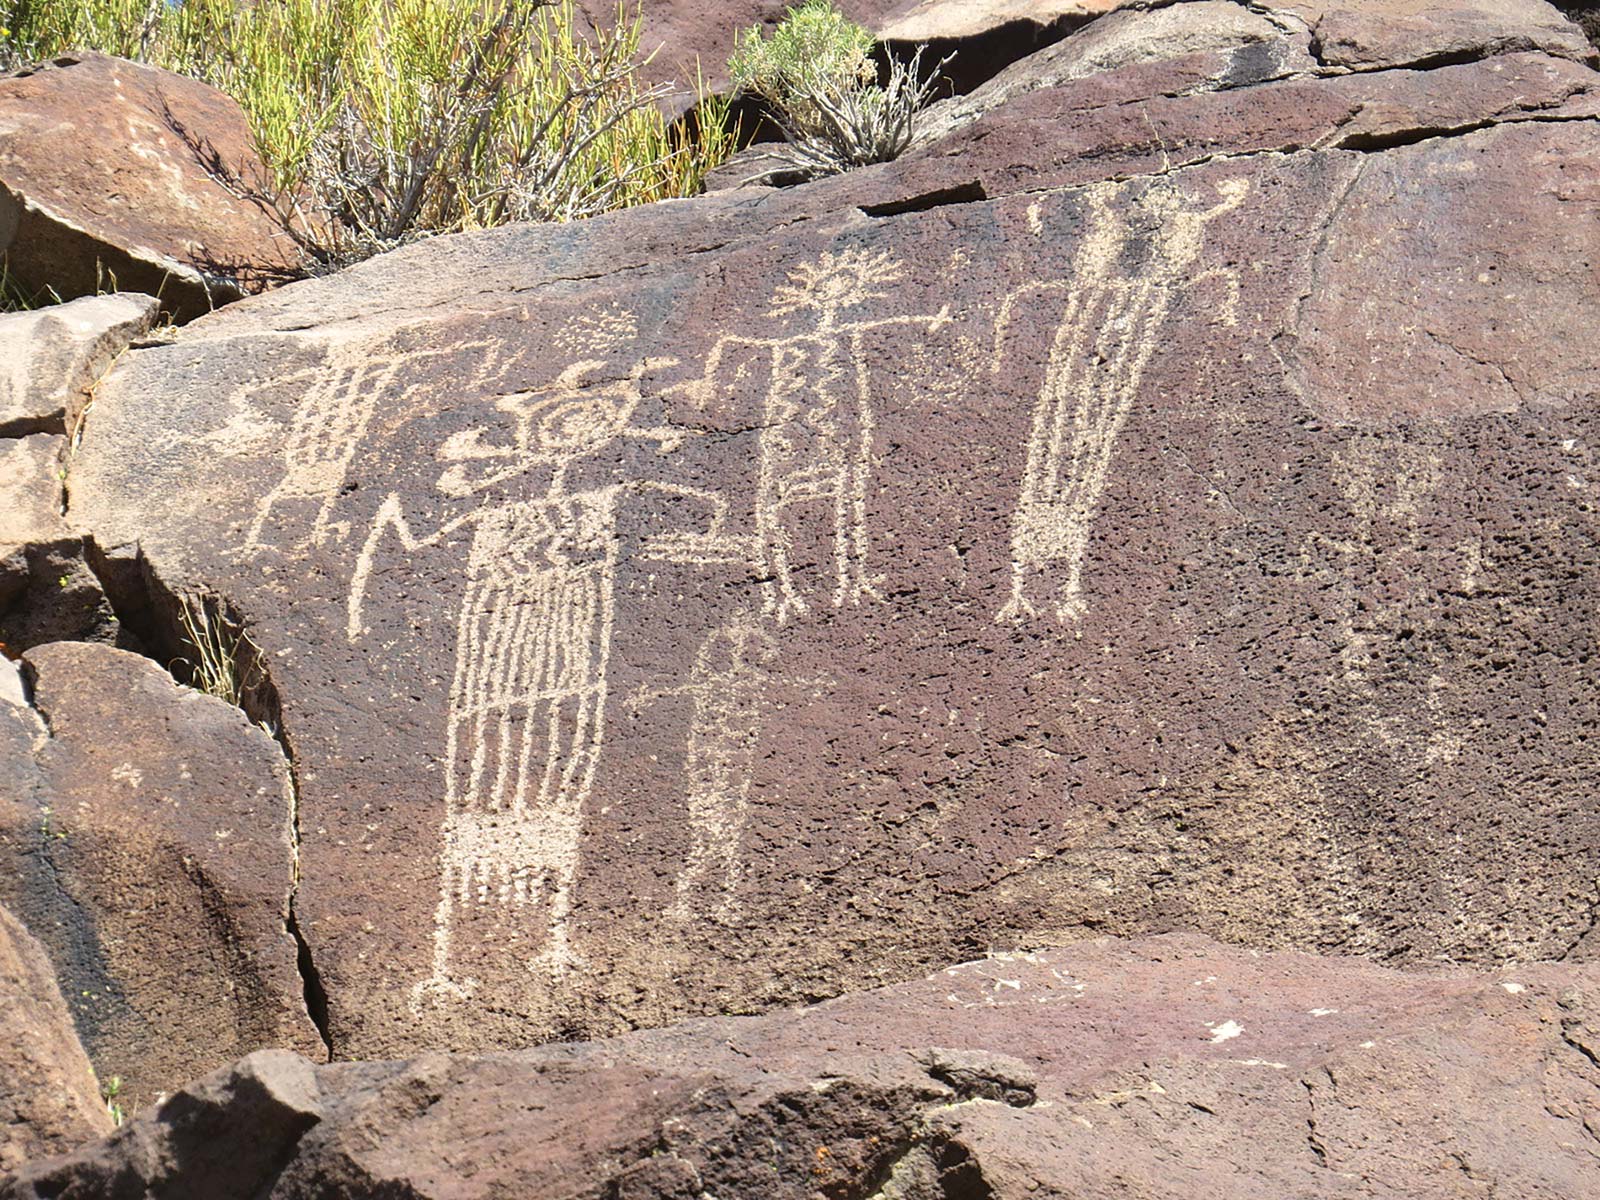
[669,249,952,623]
[241,342,401,556]
[996,179,1249,624]
[346,355,743,1006]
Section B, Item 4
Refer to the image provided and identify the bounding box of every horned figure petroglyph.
[995,178,1249,624]
[345,354,744,1009]
[668,248,952,623]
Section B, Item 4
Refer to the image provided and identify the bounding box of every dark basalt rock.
[6,935,1600,1198]
[0,900,111,1175]
[0,643,325,1108]
[52,0,1600,1061]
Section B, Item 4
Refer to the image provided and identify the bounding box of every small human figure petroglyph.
[667,247,952,623]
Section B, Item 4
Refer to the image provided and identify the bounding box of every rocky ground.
[2,1,1599,1196]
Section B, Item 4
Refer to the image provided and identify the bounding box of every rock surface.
[0,294,158,437]
[0,642,325,1108]
[0,433,115,656]
[879,0,1118,43]
[6,934,1600,1198]
[0,295,157,655]
[0,903,111,1176]
[58,0,1600,1059]
[0,54,300,321]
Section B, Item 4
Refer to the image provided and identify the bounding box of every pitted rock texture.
[0,902,111,1175]
[59,0,1600,1058]
[0,642,325,1108]
[6,935,1600,1198]
[0,54,299,321]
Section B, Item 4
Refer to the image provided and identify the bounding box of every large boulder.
[60,0,1600,1061]
[0,642,325,1109]
[0,902,112,1175]
[0,54,301,321]
[6,934,1600,1198]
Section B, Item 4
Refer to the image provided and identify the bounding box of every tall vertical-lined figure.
[347,351,742,1008]
[995,178,1249,624]
[669,248,952,623]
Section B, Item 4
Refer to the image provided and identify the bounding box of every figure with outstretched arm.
[993,178,1249,625]
[346,356,744,1010]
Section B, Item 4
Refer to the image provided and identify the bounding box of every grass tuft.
[730,0,947,180]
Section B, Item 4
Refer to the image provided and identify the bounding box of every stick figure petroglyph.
[239,340,409,556]
[226,335,500,558]
[668,248,953,623]
[995,178,1249,625]
[626,614,780,925]
[345,355,743,1009]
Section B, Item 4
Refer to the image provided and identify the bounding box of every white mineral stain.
[1207,1020,1245,1043]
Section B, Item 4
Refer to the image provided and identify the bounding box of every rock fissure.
[1560,1021,1600,1072]
[1556,881,1600,960]
[1302,1073,1332,1169]
[1333,107,1600,154]
[281,759,334,1062]
[66,539,335,1061]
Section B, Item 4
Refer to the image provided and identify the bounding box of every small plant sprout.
[729,0,950,180]
[101,1074,125,1126]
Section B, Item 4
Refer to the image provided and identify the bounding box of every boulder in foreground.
[0,903,111,1176]
[0,54,300,321]
[6,934,1599,1198]
[0,642,325,1108]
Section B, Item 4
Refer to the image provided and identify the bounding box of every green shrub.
[2,1,736,270]
[728,0,946,179]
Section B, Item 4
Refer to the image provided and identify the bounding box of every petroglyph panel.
[66,120,1600,1061]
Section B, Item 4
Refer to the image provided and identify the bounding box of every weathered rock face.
[0,294,158,438]
[0,295,157,654]
[880,0,1118,43]
[59,0,1600,1060]
[0,902,111,1176]
[0,641,325,1109]
[0,54,300,321]
[7,934,1600,1198]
